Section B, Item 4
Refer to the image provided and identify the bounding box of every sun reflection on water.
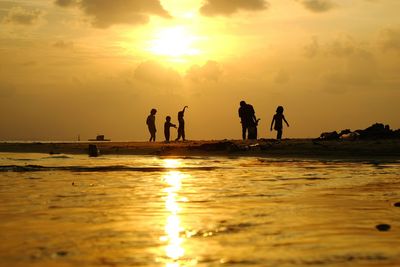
[159,159,192,266]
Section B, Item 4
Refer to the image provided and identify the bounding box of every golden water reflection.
[160,159,193,267]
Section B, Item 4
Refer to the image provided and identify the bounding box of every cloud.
[304,35,371,58]
[2,6,44,26]
[304,36,320,58]
[54,0,171,28]
[380,27,400,53]
[186,61,223,83]
[54,0,78,7]
[200,0,269,16]
[134,60,182,88]
[323,49,377,93]
[52,40,74,49]
[302,35,378,93]
[298,0,336,13]
[325,36,356,57]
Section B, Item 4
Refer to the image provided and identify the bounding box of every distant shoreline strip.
[0,165,220,173]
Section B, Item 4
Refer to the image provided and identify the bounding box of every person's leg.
[277,129,282,140]
[175,128,181,141]
[182,128,186,141]
[242,125,247,140]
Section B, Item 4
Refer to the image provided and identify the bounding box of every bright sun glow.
[163,159,182,169]
[161,170,187,265]
[148,26,201,58]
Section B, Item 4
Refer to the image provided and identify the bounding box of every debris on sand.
[316,123,400,141]
[376,224,391,232]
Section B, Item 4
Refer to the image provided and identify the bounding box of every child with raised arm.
[164,116,176,143]
[270,106,289,140]
[146,108,157,142]
[175,106,188,141]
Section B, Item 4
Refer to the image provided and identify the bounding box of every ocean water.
[0,153,400,267]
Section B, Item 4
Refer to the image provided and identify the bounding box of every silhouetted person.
[146,108,157,142]
[238,101,257,140]
[270,106,289,140]
[248,117,260,140]
[175,106,188,141]
[164,116,176,143]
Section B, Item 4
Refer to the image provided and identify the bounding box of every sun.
[147,26,201,58]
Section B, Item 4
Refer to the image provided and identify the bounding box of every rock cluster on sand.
[317,123,400,141]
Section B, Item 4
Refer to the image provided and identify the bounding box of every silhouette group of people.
[146,106,188,143]
[146,101,290,142]
[238,101,289,140]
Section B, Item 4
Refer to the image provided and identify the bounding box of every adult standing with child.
[238,101,258,140]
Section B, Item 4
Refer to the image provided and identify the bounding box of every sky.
[0,0,399,141]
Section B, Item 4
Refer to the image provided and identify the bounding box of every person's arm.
[172,123,177,128]
[251,106,257,123]
[182,106,188,114]
[283,115,289,127]
[270,116,275,131]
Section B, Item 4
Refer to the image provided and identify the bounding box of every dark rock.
[319,131,340,140]
[358,123,392,140]
[88,144,100,157]
[394,202,400,207]
[339,129,351,136]
[340,132,360,141]
[318,123,400,140]
[376,224,391,231]
[55,251,68,257]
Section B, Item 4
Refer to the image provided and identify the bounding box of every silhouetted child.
[164,116,176,143]
[175,106,188,141]
[146,108,157,142]
[270,106,289,140]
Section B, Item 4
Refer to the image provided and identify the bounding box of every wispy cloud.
[2,6,44,26]
[200,0,269,16]
[298,0,336,13]
[54,0,171,28]
[52,40,74,49]
[380,27,400,53]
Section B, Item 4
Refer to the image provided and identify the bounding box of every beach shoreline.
[0,139,399,159]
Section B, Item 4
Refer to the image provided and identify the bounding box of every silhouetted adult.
[175,106,188,141]
[146,108,157,142]
[238,101,257,140]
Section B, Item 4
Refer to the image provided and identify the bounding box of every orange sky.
[0,0,399,141]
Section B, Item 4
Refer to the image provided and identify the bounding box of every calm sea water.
[0,153,400,267]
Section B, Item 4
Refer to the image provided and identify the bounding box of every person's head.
[178,111,184,118]
[240,100,246,107]
[150,108,157,115]
[166,116,171,122]
[276,106,284,114]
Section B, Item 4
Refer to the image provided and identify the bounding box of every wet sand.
[0,139,399,159]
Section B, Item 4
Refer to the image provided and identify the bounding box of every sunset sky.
[0,0,399,141]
